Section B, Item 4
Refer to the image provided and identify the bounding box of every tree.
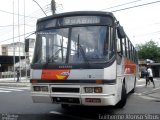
[136,40,160,62]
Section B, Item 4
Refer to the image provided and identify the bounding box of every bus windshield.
[33,26,113,64]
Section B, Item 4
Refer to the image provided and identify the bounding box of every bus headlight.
[33,86,41,92]
[33,86,49,92]
[84,87,94,93]
[41,86,49,92]
[84,87,102,93]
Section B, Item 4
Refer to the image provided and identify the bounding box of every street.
[0,78,160,120]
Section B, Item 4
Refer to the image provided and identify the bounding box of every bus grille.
[52,87,80,93]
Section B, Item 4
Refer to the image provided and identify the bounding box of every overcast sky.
[0,0,160,46]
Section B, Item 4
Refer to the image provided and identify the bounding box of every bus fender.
[116,79,127,108]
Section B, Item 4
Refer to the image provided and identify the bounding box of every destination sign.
[63,16,100,25]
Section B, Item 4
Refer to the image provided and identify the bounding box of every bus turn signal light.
[94,87,102,93]
[84,87,102,93]
[31,80,38,83]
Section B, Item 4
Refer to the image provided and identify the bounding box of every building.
[0,40,35,63]
[0,42,25,77]
[0,40,35,78]
[148,63,160,77]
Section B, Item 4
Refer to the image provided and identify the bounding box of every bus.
[26,11,138,108]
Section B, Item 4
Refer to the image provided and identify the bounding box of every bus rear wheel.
[116,83,127,108]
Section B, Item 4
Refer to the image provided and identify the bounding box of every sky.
[0,0,160,46]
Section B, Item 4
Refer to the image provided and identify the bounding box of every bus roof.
[37,11,116,23]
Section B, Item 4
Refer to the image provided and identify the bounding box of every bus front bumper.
[31,93,117,106]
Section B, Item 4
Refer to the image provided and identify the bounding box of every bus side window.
[41,37,47,63]
[117,38,121,53]
[124,37,128,58]
[122,38,126,57]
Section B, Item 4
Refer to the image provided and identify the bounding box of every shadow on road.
[60,105,122,120]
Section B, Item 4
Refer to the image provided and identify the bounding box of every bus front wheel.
[61,104,69,109]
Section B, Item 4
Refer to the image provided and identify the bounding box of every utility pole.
[13,0,16,81]
[51,0,56,14]
[18,0,21,81]
[24,0,27,80]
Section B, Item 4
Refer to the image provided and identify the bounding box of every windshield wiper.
[77,34,90,67]
[48,37,64,63]
[48,55,55,63]
[47,49,62,63]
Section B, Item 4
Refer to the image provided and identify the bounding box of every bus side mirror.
[117,26,125,39]
[25,39,29,52]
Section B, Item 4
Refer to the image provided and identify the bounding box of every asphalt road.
[0,79,160,120]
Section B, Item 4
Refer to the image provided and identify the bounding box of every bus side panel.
[124,58,137,93]
[116,57,125,103]
[104,61,116,80]
[104,61,120,105]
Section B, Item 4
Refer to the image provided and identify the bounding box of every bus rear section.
[28,11,138,108]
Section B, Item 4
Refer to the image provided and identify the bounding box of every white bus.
[26,11,138,108]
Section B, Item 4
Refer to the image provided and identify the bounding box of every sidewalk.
[0,77,30,87]
[136,77,160,101]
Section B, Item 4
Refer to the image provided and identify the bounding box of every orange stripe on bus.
[124,58,137,75]
[41,69,70,80]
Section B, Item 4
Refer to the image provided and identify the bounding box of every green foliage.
[136,40,160,62]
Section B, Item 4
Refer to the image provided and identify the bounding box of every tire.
[61,104,69,109]
[116,83,127,108]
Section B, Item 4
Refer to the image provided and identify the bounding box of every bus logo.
[60,72,70,76]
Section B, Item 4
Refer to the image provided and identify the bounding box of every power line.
[0,31,35,43]
[137,31,160,37]
[0,2,50,43]
[0,9,38,19]
[0,6,49,38]
[100,0,144,11]
[24,4,52,23]
[0,4,51,34]
[0,24,34,28]
[0,3,51,27]
[111,1,160,12]
[33,0,47,16]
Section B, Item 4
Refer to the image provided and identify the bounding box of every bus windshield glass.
[33,26,113,64]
